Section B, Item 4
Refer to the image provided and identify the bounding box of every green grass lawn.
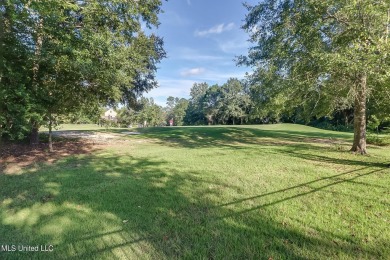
[1,124,389,259]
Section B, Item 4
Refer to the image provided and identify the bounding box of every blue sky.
[144,0,256,106]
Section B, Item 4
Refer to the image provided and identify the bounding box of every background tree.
[165,96,189,126]
[239,0,390,154]
[184,82,209,125]
[218,78,251,125]
[138,97,166,127]
[117,107,138,127]
[203,84,222,125]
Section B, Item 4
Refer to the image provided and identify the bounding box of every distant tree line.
[116,76,390,134]
[116,78,253,127]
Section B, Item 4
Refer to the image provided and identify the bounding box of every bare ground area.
[0,131,145,175]
[0,140,100,175]
[50,131,121,142]
[50,130,141,142]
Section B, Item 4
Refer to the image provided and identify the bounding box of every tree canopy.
[239,0,390,154]
[0,0,165,146]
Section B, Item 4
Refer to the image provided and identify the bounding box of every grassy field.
[1,124,389,259]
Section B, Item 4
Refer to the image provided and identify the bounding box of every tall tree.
[240,0,390,154]
[1,0,165,149]
[165,97,189,126]
[0,1,35,142]
[185,82,209,125]
[203,84,222,125]
[219,78,251,125]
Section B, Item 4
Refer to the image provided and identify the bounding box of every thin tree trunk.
[32,18,43,86]
[30,121,39,145]
[1,3,11,141]
[48,114,53,152]
[344,111,348,127]
[29,18,44,146]
[351,74,367,154]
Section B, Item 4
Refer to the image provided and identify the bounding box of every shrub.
[367,134,390,146]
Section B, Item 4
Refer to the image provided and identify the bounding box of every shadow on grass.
[127,126,387,170]
[1,152,389,259]
[277,146,389,168]
[133,126,352,149]
[79,124,351,148]
[215,166,389,217]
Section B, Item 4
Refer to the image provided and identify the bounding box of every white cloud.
[180,67,206,77]
[144,79,195,99]
[195,23,235,37]
[172,47,227,62]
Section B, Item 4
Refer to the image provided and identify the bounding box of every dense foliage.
[117,97,166,127]
[0,0,165,146]
[238,0,390,153]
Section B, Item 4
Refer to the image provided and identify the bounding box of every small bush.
[310,121,353,132]
[367,134,390,146]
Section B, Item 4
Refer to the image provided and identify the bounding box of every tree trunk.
[48,114,53,152]
[30,121,39,145]
[29,17,43,146]
[344,111,348,127]
[350,74,367,154]
[32,18,43,86]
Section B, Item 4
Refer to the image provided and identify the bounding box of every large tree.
[1,0,165,149]
[203,84,222,125]
[240,0,390,154]
[0,1,34,142]
[218,78,251,125]
[185,82,209,125]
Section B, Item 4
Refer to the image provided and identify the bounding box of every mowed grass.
[1,124,389,259]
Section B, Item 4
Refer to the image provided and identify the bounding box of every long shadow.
[278,148,389,168]
[215,167,388,219]
[121,125,388,170]
[126,126,350,150]
[1,152,389,259]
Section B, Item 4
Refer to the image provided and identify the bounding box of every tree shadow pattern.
[1,125,390,259]
[0,151,389,259]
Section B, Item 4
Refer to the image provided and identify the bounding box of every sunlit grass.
[1,124,389,259]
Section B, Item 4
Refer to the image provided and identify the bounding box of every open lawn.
[1,124,389,259]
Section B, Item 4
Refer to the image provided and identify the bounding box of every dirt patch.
[301,137,346,145]
[50,131,121,143]
[0,140,100,175]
